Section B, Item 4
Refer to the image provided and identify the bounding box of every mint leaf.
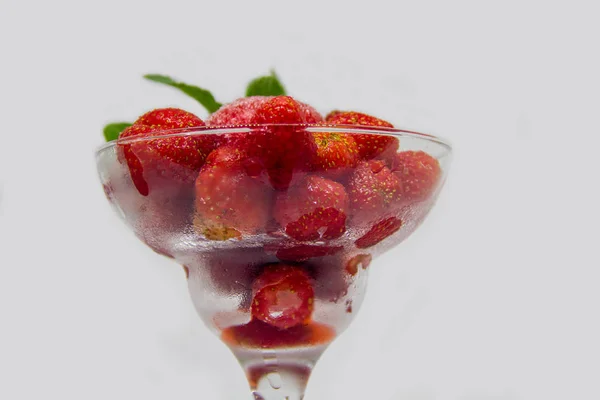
[245,70,286,97]
[144,74,222,113]
[103,122,132,142]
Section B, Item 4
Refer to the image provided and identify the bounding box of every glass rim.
[95,124,453,155]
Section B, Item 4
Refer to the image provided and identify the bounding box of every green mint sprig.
[103,70,287,141]
[245,70,286,97]
[103,122,132,142]
[144,74,222,114]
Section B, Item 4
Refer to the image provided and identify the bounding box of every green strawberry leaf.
[144,74,222,113]
[103,122,132,142]
[246,70,286,97]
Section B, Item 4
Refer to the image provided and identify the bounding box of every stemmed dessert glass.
[95,124,452,399]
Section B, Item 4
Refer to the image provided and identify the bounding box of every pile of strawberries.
[117,95,441,248]
[108,80,442,337]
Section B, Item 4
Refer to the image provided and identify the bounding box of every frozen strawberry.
[326,110,393,129]
[345,253,372,276]
[273,175,348,241]
[206,96,271,126]
[355,217,402,248]
[135,107,204,129]
[391,151,441,202]
[207,96,322,126]
[118,108,212,196]
[118,124,153,196]
[348,160,404,225]
[208,96,322,190]
[250,96,320,189]
[194,146,273,240]
[198,95,324,190]
[252,95,306,124]
[299,102,324,123]
[324,110,343,120]
[311,132,359,178]
[326,111,399,160]
[251,264,314,329]
[284,208,346,242]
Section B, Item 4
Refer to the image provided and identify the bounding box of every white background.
[1,0,599,399]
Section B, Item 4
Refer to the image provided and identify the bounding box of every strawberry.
[206,96,270,126]
[135,107,205,129]
[212,96,320,190]
[252,95,307,124]
[299,102,324,123]
[391,151,441,202]
[311,132,359,178]
[326,111,399,161]
[194,146,273,240]
[347,160,403,225]
[118,124,153,196]
[251,264,314,329]
[273,175,348,241]
[326,110,393,128]
[284,208,346,242]
[206,96,323,126]
[355,217,402,248]
[118,108,213,196]
[251,96,320,189]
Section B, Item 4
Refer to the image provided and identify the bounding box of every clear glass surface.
[95,124,452,399]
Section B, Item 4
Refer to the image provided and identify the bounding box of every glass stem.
[230,347,325,400]
[249,364,311,400]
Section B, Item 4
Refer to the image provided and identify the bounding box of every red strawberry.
[249,96,321,190]
[252,95,306,124]
[311,132,359,178]
[355,217,402,248]
[251,264,314,329]
[135,107,204,129]
[208,96,323,190]
[273,175,348,241]
[194,146,273,240]
[299,102,324,123]
[284,208,346,242]
[391,151,441,202]
[326,110,393,128]
[206,96,270,126]
[206,96,323,126]
[326,111,399,161]
[118,124,153,196]
[118,108,212,196]
[347,160,404,225]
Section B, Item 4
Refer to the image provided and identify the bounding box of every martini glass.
[95,125,452,399]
